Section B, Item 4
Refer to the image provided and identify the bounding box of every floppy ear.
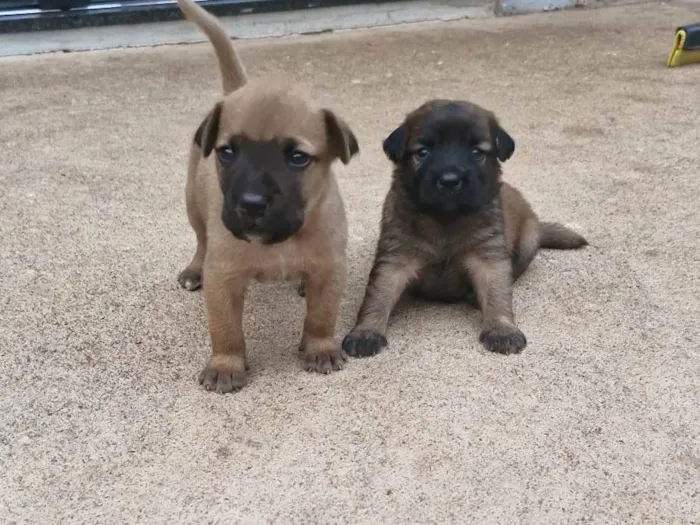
[492,123,515,162]
[323,109,359,165]
[194,102,223,158]
[382,124,407,163]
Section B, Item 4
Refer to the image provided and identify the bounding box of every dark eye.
[217,145,236,163]
[413,147,430,160]
[472,148,486,162]
[287,150,311,169]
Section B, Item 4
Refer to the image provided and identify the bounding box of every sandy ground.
[1,1,699,523]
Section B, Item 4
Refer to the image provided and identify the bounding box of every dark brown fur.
[343,100,587,357]
[176,0,358,393]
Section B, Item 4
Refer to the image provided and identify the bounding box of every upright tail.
[177,0,247,95]
[539,222,588,250]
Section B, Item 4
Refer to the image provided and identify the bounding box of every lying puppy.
[176,0,359,392]
[343,100,587,357]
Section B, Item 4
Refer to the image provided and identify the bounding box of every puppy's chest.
[423,241,466,282]
[415,215,499,264]
[251,249,304,283]
[419,228,472,264]
[412,238,471,302]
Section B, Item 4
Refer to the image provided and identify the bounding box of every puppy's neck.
[304,171,336,219]
[292,170,340,243]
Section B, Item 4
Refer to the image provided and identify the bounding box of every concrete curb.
[0,0,493,57]
[0,0,649,57]
[497,0,577,14]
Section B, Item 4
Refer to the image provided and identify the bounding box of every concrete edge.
[0,1,493,57]
[0,0,653,58]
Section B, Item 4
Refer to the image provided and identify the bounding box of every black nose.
[437,172,462,190]
[240,192,268,218]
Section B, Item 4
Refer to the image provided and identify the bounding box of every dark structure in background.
[0,0,382,33]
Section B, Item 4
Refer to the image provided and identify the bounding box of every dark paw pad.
[198,365,247,393]
[178,268,202,291]
[480,326,527,355]
[342,329,388,358]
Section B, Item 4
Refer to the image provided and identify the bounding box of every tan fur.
[176,0,357,392]
[347,183,528,356]
[343,101,587,358]
[501,183,588,279]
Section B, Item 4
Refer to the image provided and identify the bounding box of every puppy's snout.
[239,192,268,218]
[436,172,463,190]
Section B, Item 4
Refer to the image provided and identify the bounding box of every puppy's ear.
[382,124,407,163]
[323,109,359,164]
[194,102,223,158]
[492,123,515,162]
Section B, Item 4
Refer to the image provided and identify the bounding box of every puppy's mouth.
[239,214,266,231]
[230,216,269,243]
[221,205,304,245]
[438,187,463,199]
[236,222,264,244]
[415,189,484,220]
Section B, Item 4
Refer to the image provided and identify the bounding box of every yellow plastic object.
[668,24,700,67]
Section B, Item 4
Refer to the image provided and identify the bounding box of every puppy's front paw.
[300,338,346,374]
[178,267,202,291]
[480,325,527,355]
[342,329,387,358]
[198,359,247,393]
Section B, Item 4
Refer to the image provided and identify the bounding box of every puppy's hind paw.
[178,267,202,291]
[480,325,527,355]
[342,329,387,358]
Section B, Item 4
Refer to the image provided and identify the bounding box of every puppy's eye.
[217,145,236,163]
[287,150,311,169]
[413,147,430,161]
[472,148,486,162]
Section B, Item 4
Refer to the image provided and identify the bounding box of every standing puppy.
[176,0,359,393]
[343,100,587,357]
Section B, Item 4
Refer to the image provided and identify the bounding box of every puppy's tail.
[539,222,588,250]
[177,0,247,95]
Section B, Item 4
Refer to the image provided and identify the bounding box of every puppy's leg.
[178,145,206,291]
[178,223,205,291]
[343,257,419,358]
[465,253,527,355]
[512,218,540,281]
[464,286,479,309]
[299,262,347,374]
[297,278,307,298]
[199,270,248,393]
